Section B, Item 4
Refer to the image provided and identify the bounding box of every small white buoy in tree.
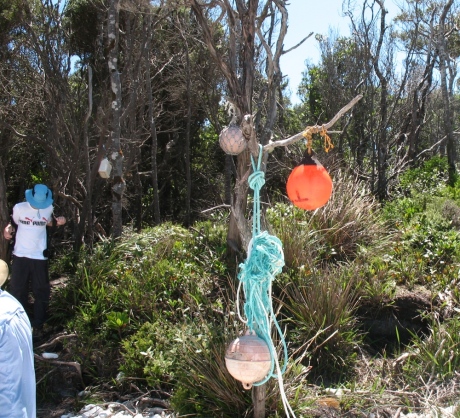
[219,124,247,155]
[98,157,112,178]
[225,331,271,390]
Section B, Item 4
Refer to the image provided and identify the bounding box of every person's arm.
[3,223,15,240]
[3,208,16,240]
[46,216,66,227]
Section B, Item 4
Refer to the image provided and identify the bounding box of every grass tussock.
[268,168,389,269]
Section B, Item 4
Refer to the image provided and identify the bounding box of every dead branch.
[35,333,77,351]
[263,94,363,152]
[282,32,314,55]
[416,134,447,159]
[36,368,57,385]
[201,204,231,213]
[34,354,84,386]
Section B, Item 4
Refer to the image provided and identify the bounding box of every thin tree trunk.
[133,160,142,232]
[146,28,160,225]
[374,0,389,201]
[107,0,125,238]
[0,157,10,262]
[252,385,266,418]
[183,36,192,227]
[437,0,456,183]
[75,66,94,252]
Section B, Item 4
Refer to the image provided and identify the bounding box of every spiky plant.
[170,313,253,417]
[311,168,388,262]
[281,266,362,383]
[399,314,460,385]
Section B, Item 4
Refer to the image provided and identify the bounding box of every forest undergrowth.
[34,156,460,417]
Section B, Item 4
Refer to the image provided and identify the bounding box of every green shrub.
[380,195,460,290]
[441,199,460,229]
[398,156,449,196]
[382,195,429,224]
[49,222,230,387]
[384,156,453,224]
[120,320,180,388]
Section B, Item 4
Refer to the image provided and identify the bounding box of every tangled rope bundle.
[236,145,295,416]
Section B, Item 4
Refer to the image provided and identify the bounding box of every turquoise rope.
[237,144,288,385]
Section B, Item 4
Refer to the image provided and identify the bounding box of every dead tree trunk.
[0,157,10,262]
[107,0,125,238]
[437,0,456,183]
[145,16,160,225]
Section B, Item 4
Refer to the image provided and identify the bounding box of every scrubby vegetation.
[38,157,460,417]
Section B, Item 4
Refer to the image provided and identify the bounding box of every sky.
[280,0,399,104]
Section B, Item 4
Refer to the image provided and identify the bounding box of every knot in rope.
[238,229,284,332]
[248,169,265,191]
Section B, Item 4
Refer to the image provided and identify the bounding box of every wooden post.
[252,384,266,418]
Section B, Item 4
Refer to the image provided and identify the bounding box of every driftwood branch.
[264,94,363,152]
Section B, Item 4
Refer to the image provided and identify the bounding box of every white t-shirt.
[12,202,53,260]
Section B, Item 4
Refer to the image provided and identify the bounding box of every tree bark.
[0,157,10,262]
[252,384,266,418]
[181,28,192,227]
[437,0,456,183]
[146,17,161,225]
[107,0,125,238]
[75,66,94,252]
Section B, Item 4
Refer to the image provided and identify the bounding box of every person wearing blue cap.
[3,184,66,334]
[0,259,36,418]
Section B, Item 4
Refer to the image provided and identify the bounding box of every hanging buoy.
[98,157,112,178]
[286,151,332,210]
[225,332,271,390]
[219,125,247,155]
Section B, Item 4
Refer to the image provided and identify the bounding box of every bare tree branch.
[282,32,314,55]
[264,94,363,152]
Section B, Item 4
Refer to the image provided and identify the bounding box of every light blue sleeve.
[0,291,36,418]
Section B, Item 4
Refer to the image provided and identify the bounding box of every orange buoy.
[286,152,332,210]
[225,332,271,390]
[219,125,247,155]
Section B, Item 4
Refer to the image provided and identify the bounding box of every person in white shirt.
[3,184,66,331]
[0,259,36,418]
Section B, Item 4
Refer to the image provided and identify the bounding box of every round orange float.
[219,124,247,155]
[225,332,271,390]
[286,152,332,210]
